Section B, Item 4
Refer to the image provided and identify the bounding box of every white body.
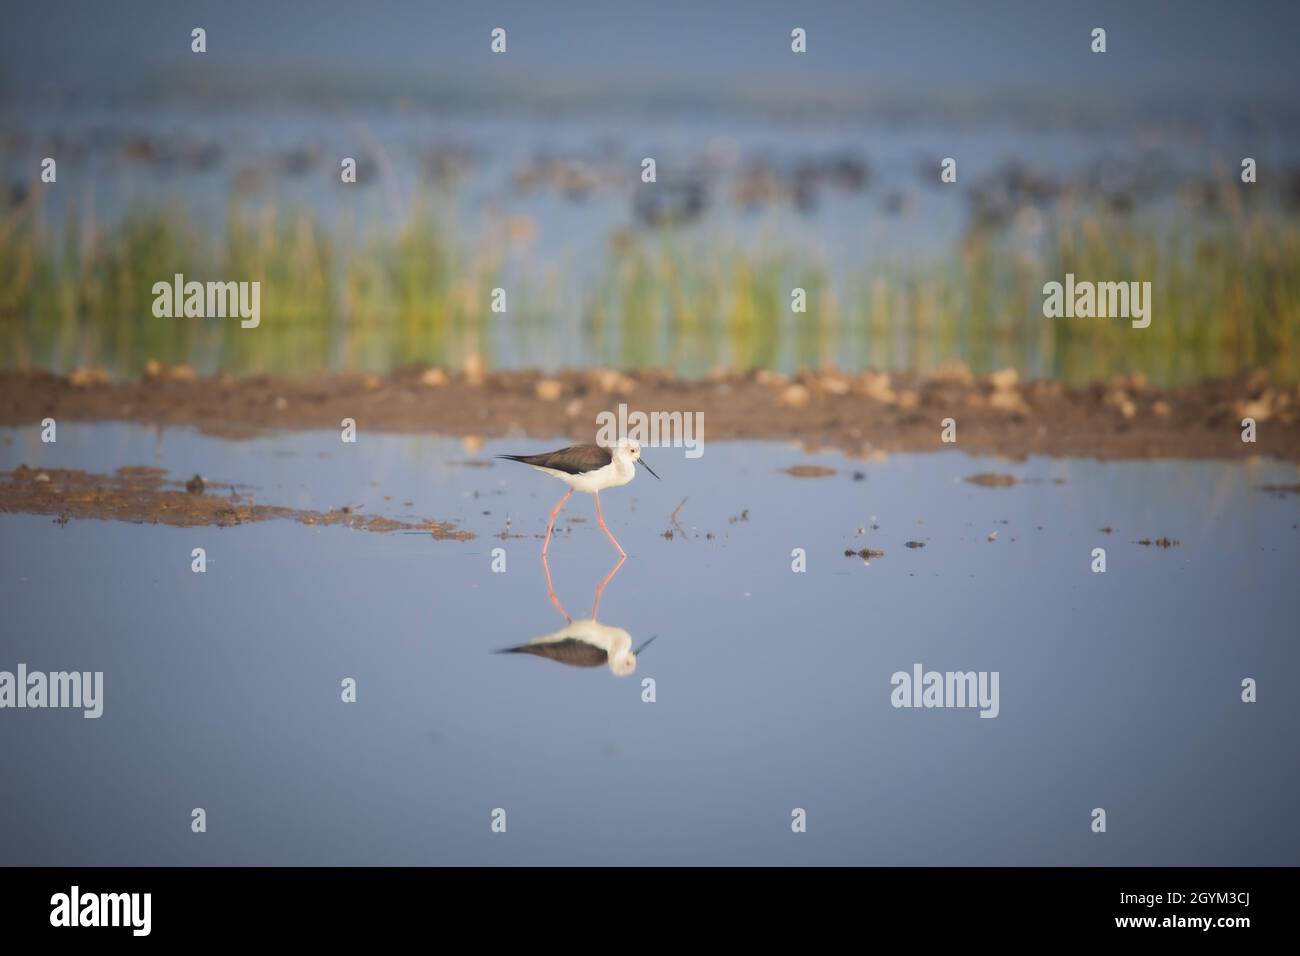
[531,450,636,494]
[529,619,639,675]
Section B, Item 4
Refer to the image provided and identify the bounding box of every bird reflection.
[495,554,656,677]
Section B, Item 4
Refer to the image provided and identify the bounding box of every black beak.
[638,458,660,480]
[632,635,658,656]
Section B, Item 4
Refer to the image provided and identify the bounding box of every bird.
[497,621,657,677]
[497,438,658,556]
[497,546,654,676]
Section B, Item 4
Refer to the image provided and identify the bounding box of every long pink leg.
[593,491,626,557]
[542,489,572,556]
[541,552,571,623]
[591,554,627,620]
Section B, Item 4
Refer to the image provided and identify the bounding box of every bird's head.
[615,437,659,478]
[608,634,657,676]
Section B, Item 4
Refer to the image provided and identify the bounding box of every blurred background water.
[2,0,1299,382]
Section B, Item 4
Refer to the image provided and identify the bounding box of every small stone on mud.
[964,473,1018,487]
[988,368,1019,390]
[534,378,564,401]
[783,465,837,478]
[844,547,885,560]
[68,367,109,388]
[778,384,811,408]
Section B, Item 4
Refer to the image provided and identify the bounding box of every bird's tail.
[496,454,540,466]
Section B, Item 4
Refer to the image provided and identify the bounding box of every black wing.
[497,444,613,476]
[495,638,608,668]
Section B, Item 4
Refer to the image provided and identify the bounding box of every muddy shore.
[2,365,1299,461]
[0,464,472,537]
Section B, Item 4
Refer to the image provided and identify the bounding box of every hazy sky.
[3,0,1297,106]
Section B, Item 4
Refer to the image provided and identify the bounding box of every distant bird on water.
[497,438,658,556]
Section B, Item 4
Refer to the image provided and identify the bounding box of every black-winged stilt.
[495,553,657,676]
[497,438,658,556]
[496,620,658,676]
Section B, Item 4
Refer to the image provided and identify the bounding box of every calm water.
[1,424,1298,865]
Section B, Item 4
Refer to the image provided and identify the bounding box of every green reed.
[1,195,1297,385]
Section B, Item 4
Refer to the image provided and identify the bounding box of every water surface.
[2,425,1297,864]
